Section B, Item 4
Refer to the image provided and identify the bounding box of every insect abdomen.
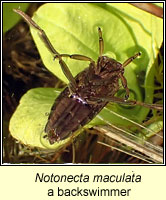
[45,87,106,144]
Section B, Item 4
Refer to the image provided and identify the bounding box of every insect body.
[14,9,162,145]
[45,55,129,143]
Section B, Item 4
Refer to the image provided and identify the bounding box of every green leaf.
[3,3,30,34]
[9,88,55,148]
[10,3,163,149]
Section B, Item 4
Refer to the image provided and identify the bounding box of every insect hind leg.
[13,9,78,93]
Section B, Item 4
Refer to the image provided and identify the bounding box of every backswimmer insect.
[14,9,163,145]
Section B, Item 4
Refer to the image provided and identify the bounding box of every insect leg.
[119,73,130,100]
[98,27,104,57]
[13,9,77,92]
[54,53,97,88]
[54,54,96,81]
[54,54,95,65]
[54,26,104,61]
[58,58,77,91]
[122,52,141,68]
[120,52,141,99]
[117,98,163,111]
[91,96,163,111]
[13,9,59,55]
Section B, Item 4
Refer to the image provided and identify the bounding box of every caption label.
[35,171,141,197]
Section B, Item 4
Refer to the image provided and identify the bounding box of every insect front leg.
[122,52,141,68]
[54,54,95,65]
[119,73,130,100]
[54,26,104,61]
[119,52,141,100]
